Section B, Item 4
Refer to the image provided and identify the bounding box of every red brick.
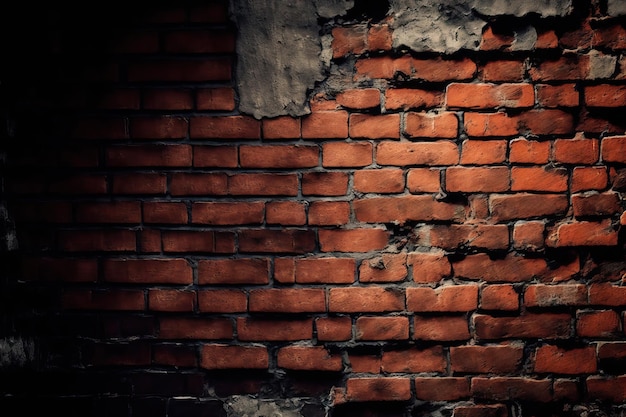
[572,166,608,192]
[453,253,548,282]
[196,87,236,111]
[589,283,626,306]
[154,344,197,368]
[148,289,195,312]
[98,88,141,110]
[316,317,352,341]
[193,145,238,168]
[162,231,217,253]
[266,201,306,225]
[554,136,599,164]
[411,57,476,82]
[384,88,443,110]
[355,56,411,79]
[377,141,459,166]
[337,88,380,109]
[471,377,552,402]
[163,29,235,53]
[198,289,247,313]
[381,346,445,373]
[356,316,409,340]
[319,228,389,252]
[413,316,470,341]
[593,24,626,49]
[534,345,597,374]
[464,112,518,137]
[112,173,167,195]
[359,253,408,283]
[479,26,514,51]
[127,58,231,82]
[480,284,519,311]
[348,355,381,373]
[407,285,478,312]
[239,145,318,168]
[408,251,452,283]
[405,111,458,138]
[509,138,551,164]
[277,345,342,371]
[239,229,316,254]
[197,258,269,285]
[237,317,312,341]
[107,144,192,167]
[143,88,194,110]
[201,344,268,369]
[332,26,367,58]
[536,84,579,107]
[598,342,626,360]
[525,284,588,307]
[473,313,572,340]
[130,116,187,139]
[446,83,534,109]
[572,192,621,218]
[21,258,97,283]
[586,376,626,402]
[295,257,356,284]
[586,85,626,107]
[59,230,136,252]
[262,116,301,139]
[602,135,626,163]
[453,404,508,417]
[88,342,151,367]
[190,115,260,139]
[349,113,399,139]
[61,289,144,311]
[490,193,569,222]
[546,219,618,247]
[480,60,525,82]
[451,344,524,373]
[460,139,507,164]
[329,287,404,313]
[249,289,326,313]
[512,221,545,251]
[446,166,510,192]
[159,317,232,340]
[103,258,192,284]
[577,310,621,337]
[407,168,441,193]
[368,23,392,51]
[228,173,298,196]
[355,195,464,224]
[353,168,405,193]
[415,377,470,401]
[169,173,228,196]
[143,201,187,224]
[308,201,351,225]
[537,30,559,49]
[191,202,264,225]
[302,172,349,196]
[302,111,349,139]
[322,142,372,167]
[346,377,411,402]
[75,201,141,224]
[71,116,128,140]
[430,225,508,256]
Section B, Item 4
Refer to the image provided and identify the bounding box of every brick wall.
[1,1,625,416]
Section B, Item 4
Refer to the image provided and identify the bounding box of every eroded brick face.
[1,1,626,417]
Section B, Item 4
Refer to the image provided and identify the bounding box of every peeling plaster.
[230,0,575,119]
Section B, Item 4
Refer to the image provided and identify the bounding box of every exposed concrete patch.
[607,0,626,16]
[225,396,305,417]
[230,0,575,118]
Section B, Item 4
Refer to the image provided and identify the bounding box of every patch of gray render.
[229,0,354,120]
[230,0,574,119]
[225,396,306,417]
[389,0,572,53]
[608,0,626,16]
[0,337,35,367]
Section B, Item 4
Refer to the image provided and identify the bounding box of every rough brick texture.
[1,1,625,417]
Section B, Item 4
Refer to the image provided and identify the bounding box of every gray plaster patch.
[225,396,304,417]
[588,51,618,79]
[607,0,626,16]
[0,337,35,367]
[230,0,575,118]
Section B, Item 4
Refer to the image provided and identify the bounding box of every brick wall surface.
[1,1,626,416]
